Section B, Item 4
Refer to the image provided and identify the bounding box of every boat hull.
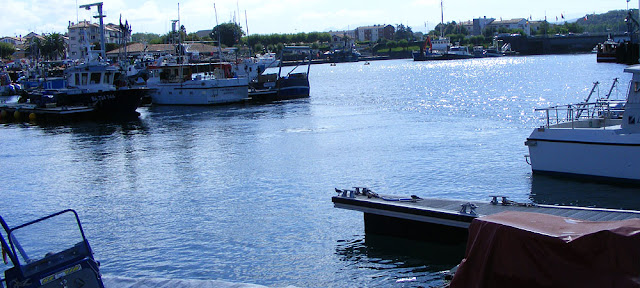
[277,77,310,100]
[29,88,146,118]
[148,78,248,105]
[526,128,640,182]
[413,53,474,61]
[597,52,617,63]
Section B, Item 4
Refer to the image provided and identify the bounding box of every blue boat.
[249,46,311,102]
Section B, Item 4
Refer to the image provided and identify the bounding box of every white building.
[328,30,356,50]
[0,37,25,47]
[67,21,127,60]
[488,18,531,35]
[461,17,531,36]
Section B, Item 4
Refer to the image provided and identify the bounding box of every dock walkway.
[332,188,640,241]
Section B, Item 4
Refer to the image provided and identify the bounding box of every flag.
[584,15,588,21]
[556,16,558,21]
[561,13,564,19]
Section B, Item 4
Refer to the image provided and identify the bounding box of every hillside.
[575,9,639,33]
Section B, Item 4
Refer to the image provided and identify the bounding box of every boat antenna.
[214,1,223,62]
[245,10,249,36]
[236,0,241,26]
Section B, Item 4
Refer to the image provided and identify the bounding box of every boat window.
[81,73,89,85]
[104,72,113,84]
[74,73,80,86]
[90,73,101,84]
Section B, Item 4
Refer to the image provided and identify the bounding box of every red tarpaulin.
[450,211,640,288]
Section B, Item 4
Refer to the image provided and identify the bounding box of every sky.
[0,0,636,38]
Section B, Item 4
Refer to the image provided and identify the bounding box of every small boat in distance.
[525,67,640,183]
[596,38,618,63]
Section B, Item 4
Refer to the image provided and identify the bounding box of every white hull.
[526,127,640,181]
[148,78,248,105]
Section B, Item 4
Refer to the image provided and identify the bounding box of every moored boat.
[525,67,640,183]
[0,71,22,96]
[596,39,618,63]
[249,46,312,101]
[22,59,146,118]
[146,60,249,105]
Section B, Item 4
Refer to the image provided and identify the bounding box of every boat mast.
[79,2,106,60]
[214,2,223,62]
[440,0,444,38]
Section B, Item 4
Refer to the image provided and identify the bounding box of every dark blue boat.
[249,46,311,102]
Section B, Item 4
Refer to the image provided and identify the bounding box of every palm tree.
[41,33,66,60]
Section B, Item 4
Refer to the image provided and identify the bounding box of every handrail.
[535,100,625,128]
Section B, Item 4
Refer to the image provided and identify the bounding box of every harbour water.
[2,54,639,287]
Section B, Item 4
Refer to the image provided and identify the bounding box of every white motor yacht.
[525,67,640,182]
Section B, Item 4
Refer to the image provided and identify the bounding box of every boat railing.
[535,99,625,129]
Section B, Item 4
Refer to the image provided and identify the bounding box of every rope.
[335,187,422,203]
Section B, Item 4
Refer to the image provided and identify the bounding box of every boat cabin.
[149,63,234,83]
[65,63,124,92]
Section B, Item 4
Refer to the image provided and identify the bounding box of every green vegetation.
[114,9,640,58]
[26,33,67,61]
[0,42,15,59]
[131,32,161,43]
[211,23,245,47]
[576,9,638,33]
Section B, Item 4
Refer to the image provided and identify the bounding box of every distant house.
[67,20,128,60]
[355,25,395,42]
[328,30,357,50]
[487,18,531,35]
[471,17,496,36]
[195,29,213,39]
[528,21,546,35]
[461,17,531,36]
[0,36,24,47]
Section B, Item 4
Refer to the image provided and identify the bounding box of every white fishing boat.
[146,60,249,105]
[13,2,147,118]
[145,16,249,106]
[525,67,640,183]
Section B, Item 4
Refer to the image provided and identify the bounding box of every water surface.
[1,54,637,287]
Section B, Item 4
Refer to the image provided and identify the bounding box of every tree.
[395,24,414,41]
[132,32,161,43]
[253,43,264,54]
[0,43,15,59]
[211,22,244,47]
[184,32,201,42]
[387,40,397,52]
[398,39,409,51]
[25,37,41,59]
[41,33,66,60]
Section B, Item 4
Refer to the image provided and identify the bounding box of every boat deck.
[0,103,94,114]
